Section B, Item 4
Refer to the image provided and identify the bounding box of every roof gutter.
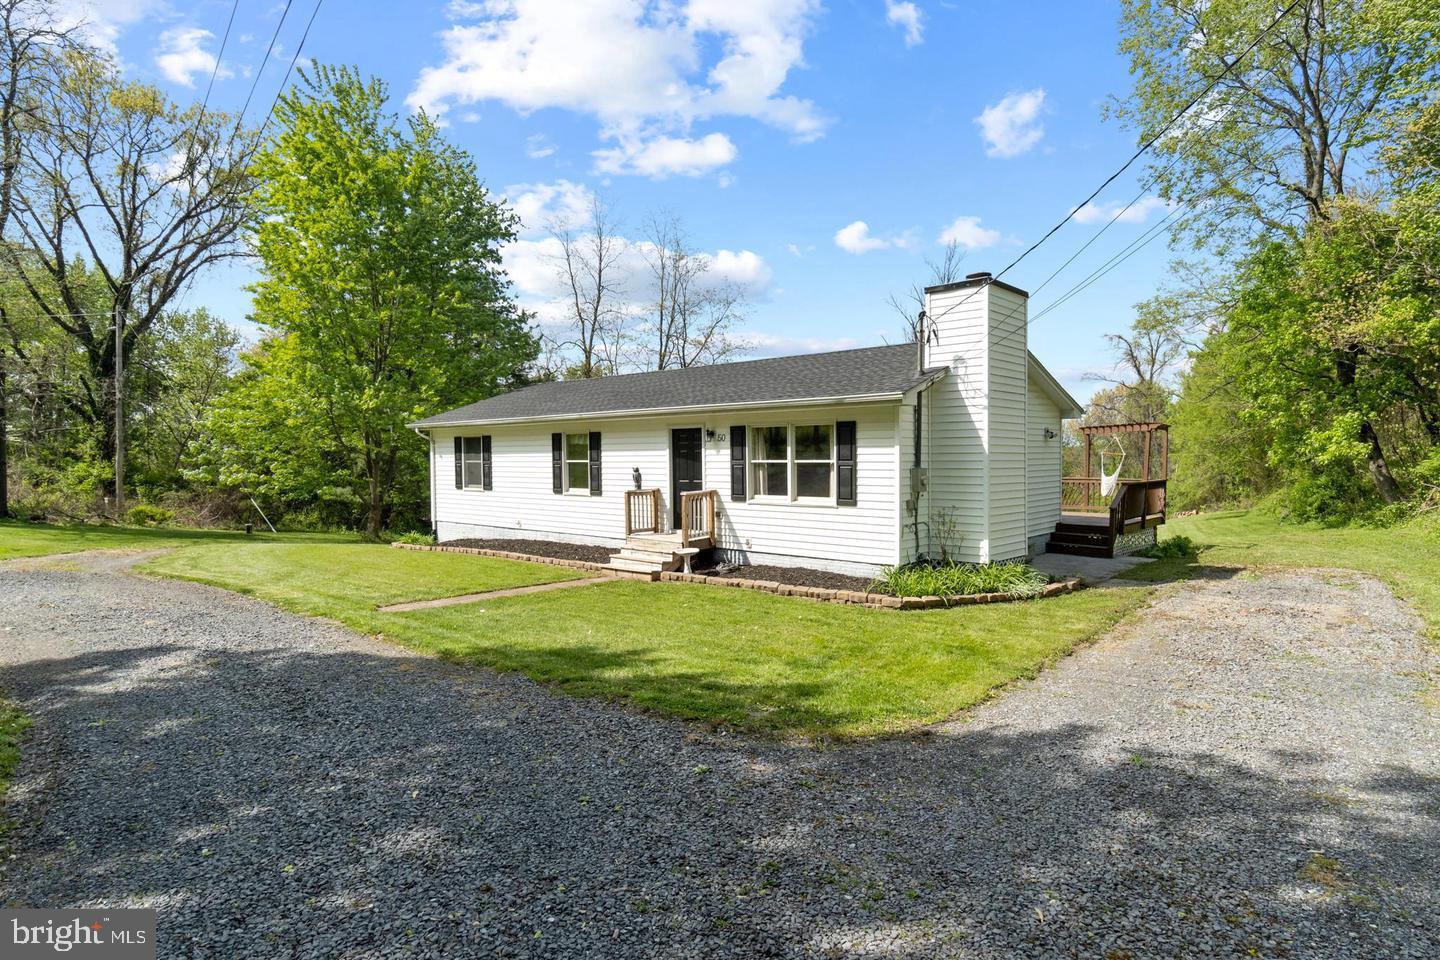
[408,375,946,430]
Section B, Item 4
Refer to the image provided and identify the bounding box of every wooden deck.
[1049,479,1167,559]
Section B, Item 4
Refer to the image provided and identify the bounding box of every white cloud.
[501,224,773,325]
[938,215,1001,250]
[408,0,825,178]
[56,0,167,59]
[975,88,1046,158]
[834,220,913,255]
[1072,195,1172,225]
[885,1,924,46]
[592,133,737,179]
[154,26,228,88]
[525,134,556,158]
[704,249,772,295]
[503,180,594,236]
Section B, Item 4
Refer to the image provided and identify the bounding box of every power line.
[236,0,293,124]
[197,0,241,124]
[919,0,1304,336]
[255,0,325,141]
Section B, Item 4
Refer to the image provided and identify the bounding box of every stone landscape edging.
[392,542,1083,609]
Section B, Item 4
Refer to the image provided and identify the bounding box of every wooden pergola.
[1078,421,1170,482]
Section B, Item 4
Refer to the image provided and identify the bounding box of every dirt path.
[0,562,1435,958]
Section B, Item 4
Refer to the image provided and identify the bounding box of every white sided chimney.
[919,271,1031,563]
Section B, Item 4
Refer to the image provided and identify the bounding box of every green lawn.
[143,541,584,612]
[129,532,1151,736]
[1149,511,1440,638]
[6,509,1431,738]
[0,518,349,560]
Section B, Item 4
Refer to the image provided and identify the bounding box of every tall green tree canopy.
[205,65,536,537]
[1112,0,1440,250]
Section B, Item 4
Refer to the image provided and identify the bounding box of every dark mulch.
[442,538,618,564]
[692,559,877,594]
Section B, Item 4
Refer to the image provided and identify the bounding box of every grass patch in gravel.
[141,541,584,613]
[1131,511,1440,638]
[133,538,1152,737]
[0,700,31,840]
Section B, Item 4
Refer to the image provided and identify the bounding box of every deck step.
[1044,540,1113,559]
[1048,530,1112,547]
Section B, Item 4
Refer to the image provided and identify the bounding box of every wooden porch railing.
[679,489,717,546]
[624,488,663,536]
[1063,476,1168,526]
[1061,476,1114,514]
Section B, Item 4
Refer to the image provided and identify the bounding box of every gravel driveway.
[0,559,1436,959]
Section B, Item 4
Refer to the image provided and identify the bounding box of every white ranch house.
[413,274,1168,577]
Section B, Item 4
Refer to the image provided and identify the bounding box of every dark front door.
[671,428,703,528]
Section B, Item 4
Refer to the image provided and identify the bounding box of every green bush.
[124,504,175,527]
[391,531,436,546]
[1143,534,1199,559]
[871,561,1050,599]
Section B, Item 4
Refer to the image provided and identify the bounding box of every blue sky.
[72,0,1184,401]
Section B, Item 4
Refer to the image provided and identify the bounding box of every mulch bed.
[693,560,877,595]
[442,538,618,565]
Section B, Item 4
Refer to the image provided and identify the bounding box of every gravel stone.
[0,561,1436,958]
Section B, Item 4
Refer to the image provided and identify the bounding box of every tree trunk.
[1334,348,1403,503]
[365,471,384,541]
[1360,420,1404,504]
[0,344,9,519]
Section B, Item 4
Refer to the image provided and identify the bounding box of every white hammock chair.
[1098,438,1127,498]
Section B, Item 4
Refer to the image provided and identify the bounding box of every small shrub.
[124,504,175,527]
[1143,534,1198,560]
[392,531,436,546]
[871,561,1049,599]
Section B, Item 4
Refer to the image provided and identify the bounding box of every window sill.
[745,496,839,508]
[562,489,593,496]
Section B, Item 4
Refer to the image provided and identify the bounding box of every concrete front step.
[606,555,675,574]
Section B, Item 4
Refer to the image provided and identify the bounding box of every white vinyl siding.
[430,402,901,571]
[1026,375,1063,541]
[985,285,1029,562]
[920,284,990,563]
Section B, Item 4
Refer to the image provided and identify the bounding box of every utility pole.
[113,302,124,517]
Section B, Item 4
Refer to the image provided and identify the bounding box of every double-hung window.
[565,433,590,492]
[461,437,486,488]
[793,425,834,499]
[748,424,835,502]
[750,426,789,498]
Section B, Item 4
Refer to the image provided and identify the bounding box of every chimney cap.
[965,271,992,280]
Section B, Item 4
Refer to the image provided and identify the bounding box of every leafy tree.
[208,65,535,537]
[1111,0,1440,250]
[0,37,256,512]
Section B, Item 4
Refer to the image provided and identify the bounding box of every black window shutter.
[481,435,492,491]
[837,420,857,506]
[588,431,602,495]
[730,426,746,502]
[551,433,563,494]
[453,437,463,489]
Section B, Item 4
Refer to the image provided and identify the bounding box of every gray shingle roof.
[413,343,943,427]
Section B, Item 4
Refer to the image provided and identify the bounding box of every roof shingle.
[414,343,941,427]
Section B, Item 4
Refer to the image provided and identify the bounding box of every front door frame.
[669,425,705,529]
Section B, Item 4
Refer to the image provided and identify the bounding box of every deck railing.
[1064,476,1167,523]
[679,489,717,546]
[1062,476,1116,514]
[624,488,663,536]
